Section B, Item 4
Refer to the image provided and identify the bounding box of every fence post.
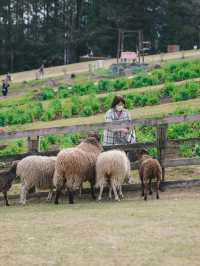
[27,136,40,153]
[156,124,168,181]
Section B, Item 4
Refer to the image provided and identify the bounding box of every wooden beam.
[164,158,200,167]
[1,113,200,140]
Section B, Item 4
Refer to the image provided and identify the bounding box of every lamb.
[53,135,102,204]
[138,148,162,201]
[96,150,131,201]
[17,155,56,205]
[0,161,18,206]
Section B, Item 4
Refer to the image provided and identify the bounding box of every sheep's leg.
[144,178,148,201]
[140,175,144,197]
[149,179,153,195]
[3,191,9,206]
[90,180,96,200]
[54,189,61,204]
[119,186,124,199]
[79,184,83,198]
[111,182,120,202]
[68,189,74,204]
[156,179,160,199]
[98,184,104,201]
[47,189,53,202]
[108,185,112,200]
[20,183,28,205]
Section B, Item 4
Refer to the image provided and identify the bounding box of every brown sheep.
[53,135,102,204]
[138,149,162,201]
[0,161,18,206]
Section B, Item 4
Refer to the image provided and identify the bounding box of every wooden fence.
[0,113,200,181]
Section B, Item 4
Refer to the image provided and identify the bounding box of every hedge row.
[39,59,200,101]
[1,81,200,127]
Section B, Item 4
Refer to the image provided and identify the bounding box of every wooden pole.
[156,125,168,181]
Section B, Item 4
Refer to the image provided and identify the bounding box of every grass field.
[0,188,200,266]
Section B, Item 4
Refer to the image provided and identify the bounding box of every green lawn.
[0,188,200,266]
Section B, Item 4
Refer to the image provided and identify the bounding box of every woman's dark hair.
[111,95,126,108]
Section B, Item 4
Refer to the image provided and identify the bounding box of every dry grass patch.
[0,188,200,266]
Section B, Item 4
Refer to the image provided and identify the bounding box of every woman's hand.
[120,128,129,134]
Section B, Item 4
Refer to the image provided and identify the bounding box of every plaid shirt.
[103,108,131,145]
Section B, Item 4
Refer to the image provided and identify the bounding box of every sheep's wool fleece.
[96,150,130,187]
[54,139,102,190]
[139,155,162,178]
[17,156,56,189]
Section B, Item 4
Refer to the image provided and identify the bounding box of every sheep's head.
[10,160,19,175]
[138,148,149,161]
[87,132,101,143]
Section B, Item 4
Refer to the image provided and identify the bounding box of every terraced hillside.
[0,56,200,162]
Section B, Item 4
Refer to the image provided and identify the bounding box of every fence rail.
[0,113,200,182]
[0,114,200,140]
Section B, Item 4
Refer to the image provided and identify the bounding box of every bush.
[163,82,176,97]
[41,88,55,100]
[50,99,62,116]
[98,80,113,92]
[144,91,161,105]
[82,105,93,116]
[172,81,199,102]
[71,96,81,115]
[102,93,114,110]
[62,107,72,118]
[113,79,128,90]
[58,85,70,98]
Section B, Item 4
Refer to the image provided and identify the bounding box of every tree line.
[0,0,200,74]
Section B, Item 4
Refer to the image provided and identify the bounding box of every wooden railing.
[0,113,200,181]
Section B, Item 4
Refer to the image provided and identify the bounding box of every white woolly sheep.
[17,155,56,205]
[53,136,102,204]
[96,149,131,201]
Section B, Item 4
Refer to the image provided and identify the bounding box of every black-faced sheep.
[0,161,18,206]
[53,136,102,204]
[17,155,56,205]
[138,149,162,201]
[96,150,131,201]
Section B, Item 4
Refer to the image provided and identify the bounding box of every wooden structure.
[117,29,145,64]
[0,113,200,182]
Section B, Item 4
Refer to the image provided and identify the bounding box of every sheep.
[96,150,131,202]
[17,155,56,205]
[53,135,102,204]
[138,148,162,201]
[0,161,18,206]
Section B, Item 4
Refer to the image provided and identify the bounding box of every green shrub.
[194,144,200,156]
[40,137,49,151]
[58,85,70,98]
[113,79,128,90]
[50,99,62,116]
[82,105,93,116]
[71,96,81,115]
[102,93,114,110]
[179,145,194,158]
[172,81,199,102]
[163,82,176,97]
[144,91,161,105]
[41,108,56,121]
[41,88,55,100]
[98,80,113,92]
[62,107,72,118]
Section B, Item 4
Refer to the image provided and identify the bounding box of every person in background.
[2,79,9,96]
[103,95,136,145]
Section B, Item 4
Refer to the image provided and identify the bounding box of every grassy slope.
[0,189,200,266]
[8,97,200,132]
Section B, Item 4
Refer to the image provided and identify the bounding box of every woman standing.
[103,95,135,145]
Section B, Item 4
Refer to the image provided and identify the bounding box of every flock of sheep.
[0,133,162,206]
